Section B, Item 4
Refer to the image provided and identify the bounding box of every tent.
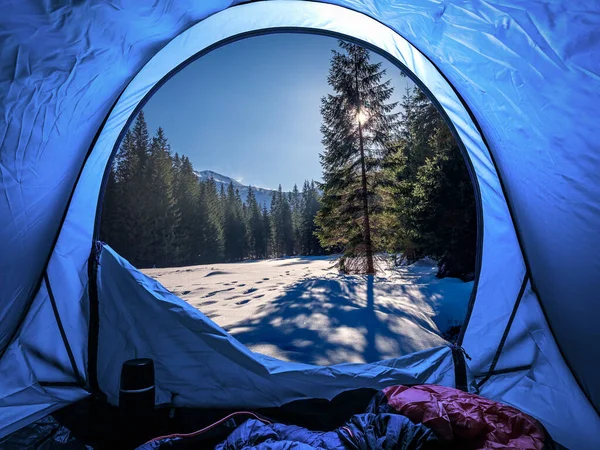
[1,0,599,447]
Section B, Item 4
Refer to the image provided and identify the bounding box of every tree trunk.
[358,119,375,274]
[355,64,375,274]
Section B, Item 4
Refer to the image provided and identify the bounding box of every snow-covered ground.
[142,256,473,366]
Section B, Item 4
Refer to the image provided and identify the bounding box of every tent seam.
[476,275,529,389]
[43,273,86,388]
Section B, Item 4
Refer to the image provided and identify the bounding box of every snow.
[142,256,473,365]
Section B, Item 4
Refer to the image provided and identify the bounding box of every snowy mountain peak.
[195,170,244,188]
[194,169,286,209]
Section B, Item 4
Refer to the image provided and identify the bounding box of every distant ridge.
[194,170,287,209]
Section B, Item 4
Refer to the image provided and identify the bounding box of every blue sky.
[143,33,413,191]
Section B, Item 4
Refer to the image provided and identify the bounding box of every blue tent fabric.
[0,1,599,448]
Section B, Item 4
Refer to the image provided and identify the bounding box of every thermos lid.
[120,358,155,391]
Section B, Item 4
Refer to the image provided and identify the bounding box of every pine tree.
[223,182,246,261]
[270,185,294,257]
[197,177,224,263]
[172,152,182,174]
[261,205,271,258]
[110,114,151,266]
[100,163,119,246]
[132,110,150,171]
[173,156,200,265]
[300,180,324,256]
[145,127,179,266]
[316,41,399,273]
[235,188,248,258]
[289,184,302,254]
[246,187,267,259]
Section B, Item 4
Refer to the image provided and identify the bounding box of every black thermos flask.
[119,358,156,442]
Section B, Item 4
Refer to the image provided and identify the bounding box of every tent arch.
[74,0,523,379]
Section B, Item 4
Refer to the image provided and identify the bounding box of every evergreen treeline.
[382,86,477,280]
[316,41,476,279]
[102,41,476,280]
[100,111,326,268]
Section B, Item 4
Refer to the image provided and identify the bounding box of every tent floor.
[0,388,378,449]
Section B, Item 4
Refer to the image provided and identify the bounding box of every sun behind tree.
[316,41,400,274]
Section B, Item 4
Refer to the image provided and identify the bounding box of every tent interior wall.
[0,0,599,448]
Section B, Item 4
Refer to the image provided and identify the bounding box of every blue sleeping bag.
[213,413,438,449]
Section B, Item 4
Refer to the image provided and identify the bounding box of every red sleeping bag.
[381,385,546,449]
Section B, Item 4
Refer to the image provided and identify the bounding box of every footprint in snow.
[203,287,234,297]
[256,281,263,284]
[243,287,258,294]
[236,299,251,305]
[200,300,217,306]
[253,294,265,299]
[263,278,270,281]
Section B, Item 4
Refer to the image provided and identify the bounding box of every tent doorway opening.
[99,32,478,365]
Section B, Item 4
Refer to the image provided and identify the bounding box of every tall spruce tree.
[289,184,302,254]
[270,185,294,257]
[300,180,323,256]
[316,41,399,273]
[298,181,312,256]
[262,204,271,258]
[197,177,224,263]
[100,165,120,247]
[145,127,179,266]
[223,182,246,261]
[112,114,151,265]
[246,187,267,259]
[173,156,200,265]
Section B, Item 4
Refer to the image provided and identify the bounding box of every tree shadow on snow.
[229,274,449,366]
[273,255,339,267]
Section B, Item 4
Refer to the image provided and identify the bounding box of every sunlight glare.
[357,109,368,125]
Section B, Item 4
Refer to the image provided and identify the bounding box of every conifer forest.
[101,41,476,280]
